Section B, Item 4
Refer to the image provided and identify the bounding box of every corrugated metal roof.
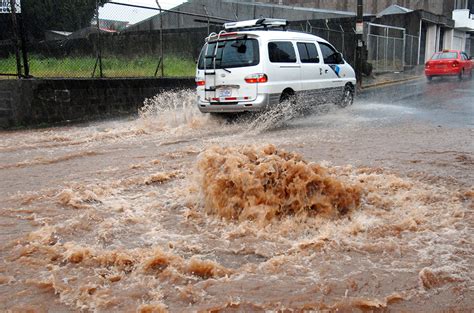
[377,4,413,17]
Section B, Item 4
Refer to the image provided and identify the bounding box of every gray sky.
[99,0,188,24]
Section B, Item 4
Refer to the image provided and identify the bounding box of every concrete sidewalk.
[361,66,425,89]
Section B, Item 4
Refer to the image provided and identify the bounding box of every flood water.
[0,80,473,312]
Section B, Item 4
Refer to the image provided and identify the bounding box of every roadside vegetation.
[0,55,196,78]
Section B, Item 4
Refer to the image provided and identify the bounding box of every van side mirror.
[335,52,344,64]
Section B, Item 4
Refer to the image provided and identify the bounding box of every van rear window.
[198,38,259,69]
[268,41,296,63]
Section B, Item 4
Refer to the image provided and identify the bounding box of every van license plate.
[218,88,232,97]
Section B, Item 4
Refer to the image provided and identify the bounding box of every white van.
[195,18,356,113]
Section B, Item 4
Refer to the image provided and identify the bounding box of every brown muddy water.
[0,90,473,312]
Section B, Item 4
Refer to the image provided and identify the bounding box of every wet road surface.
[0,77,473,312]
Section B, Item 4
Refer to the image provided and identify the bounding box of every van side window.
[268,41,296,63]
[297,42,320,63]
[319,42,343,64]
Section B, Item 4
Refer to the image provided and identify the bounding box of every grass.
[0,55,196,78]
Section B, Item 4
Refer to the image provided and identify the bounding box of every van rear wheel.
[280,91,296,104]
[339,85,354,108]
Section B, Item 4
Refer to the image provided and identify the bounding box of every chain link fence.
[3,1,421,80]
[1,0,215,79]
[290,19,357,67]
[367,23,406,73]
[1,0,24,78]
[405,34,419,67]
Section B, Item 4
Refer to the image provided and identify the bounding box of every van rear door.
[197,37,261,102]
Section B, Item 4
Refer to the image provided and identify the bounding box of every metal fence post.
[392,37,395,70]
[339,24,345,56]
[203,5,210,35]
[156,0,164,77]
[18,11,29,77]
[9,0,22,78]
[95,0,103,78]
[402,29,406,70]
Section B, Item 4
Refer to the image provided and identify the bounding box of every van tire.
[339,85,354,108]
[279,90,296,104]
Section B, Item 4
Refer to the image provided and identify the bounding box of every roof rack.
[224,18,288,31]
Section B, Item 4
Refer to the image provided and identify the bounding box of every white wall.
[453,30,466,50]
[443,29,454,49]
[425,25,438,61]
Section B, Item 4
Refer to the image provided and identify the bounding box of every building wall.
[126,0,354,32]
[453,29,467,49]
[443,28,454,49]
[250,0,457,16]
[425,24,438,61]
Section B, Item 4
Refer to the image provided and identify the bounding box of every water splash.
[197,145,361,224]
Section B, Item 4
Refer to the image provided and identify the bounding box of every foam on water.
[197,145,361,224]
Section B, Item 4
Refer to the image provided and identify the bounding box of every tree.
[21,0,109,39]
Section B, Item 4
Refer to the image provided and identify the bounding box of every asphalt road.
[360,76,474,128]
[0,76,472,312]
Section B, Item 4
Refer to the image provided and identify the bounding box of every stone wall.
[0,78,195,129]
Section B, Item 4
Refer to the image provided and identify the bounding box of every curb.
[361,75,424,90]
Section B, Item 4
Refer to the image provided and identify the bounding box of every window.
[268,41,296,63]
[431,52,458,60]
[297,42,320,63]
[198,38,259,69]
[319,42,343,64]
[454,0,468,9]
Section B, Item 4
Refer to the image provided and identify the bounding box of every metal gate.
[367,23,405,72]
[405,34,419,67]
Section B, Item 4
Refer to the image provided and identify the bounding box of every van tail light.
[452,61,459,68]
[196,80,206,87]
[245,73,268,84]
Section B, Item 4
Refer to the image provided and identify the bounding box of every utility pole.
[355,0,363,88]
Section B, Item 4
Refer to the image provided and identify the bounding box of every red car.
[425,50,473,81]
